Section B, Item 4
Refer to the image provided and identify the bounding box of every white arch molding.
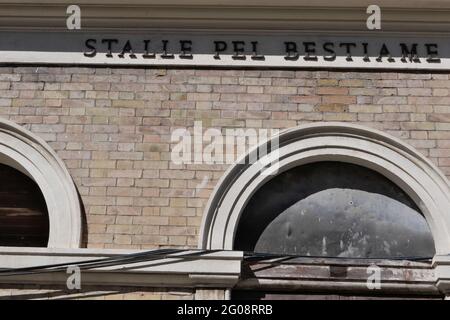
[0,118,82,248]
[199,122,450,255]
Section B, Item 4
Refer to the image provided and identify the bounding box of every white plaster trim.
[200,122,450,255]
[0,118,81,248]
[0,248,242,288]
[433,255,450,295]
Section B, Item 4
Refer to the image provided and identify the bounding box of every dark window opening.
[234,162,435,259]
[0,163,49,247]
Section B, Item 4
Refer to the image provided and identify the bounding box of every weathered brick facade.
[0,66,449,250]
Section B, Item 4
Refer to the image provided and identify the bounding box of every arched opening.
[0,117,82,248]
[200,122,450,299]
[234,161,435,259]
[0,163,49,247]
[200,122,450,254]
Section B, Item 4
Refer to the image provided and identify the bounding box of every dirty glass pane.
[234,162,435,258]
[0,163,49,247]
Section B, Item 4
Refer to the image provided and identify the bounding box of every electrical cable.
[0,248,434,277]
[242,251,434,262]
[0,249,197,276]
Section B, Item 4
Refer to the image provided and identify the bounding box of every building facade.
[0,0,450,300]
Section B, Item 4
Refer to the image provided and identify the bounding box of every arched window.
[234,161,435,258]
[0,118,82,248]
[200,123,450,258]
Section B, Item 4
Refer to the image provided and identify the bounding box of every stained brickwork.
[0,66,448,249]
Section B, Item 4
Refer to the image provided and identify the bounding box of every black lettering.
[101,39,118,57]
[303,42,317,61]
[118,40,136,58]
[340,43,357,61]
[232,41,246,60]
[323,42,336,61]
[179,40,193,59]
[143,40,155,58]
[214,41,227,59]
[161,40,175,59]
[425,44,440,63]
[400,43,419,62]
[284,42,299,60]
[251,41,264,60]
[377,44,394,62]
[362,43,370,61]
[84,39,97,57]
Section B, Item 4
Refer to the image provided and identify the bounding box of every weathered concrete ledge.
[0,248,243,289]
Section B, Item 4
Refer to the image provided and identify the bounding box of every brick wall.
[0,66,448,249]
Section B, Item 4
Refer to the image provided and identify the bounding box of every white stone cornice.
[1,1,450,32]
[0,248,243,289]
[433,255,450,296]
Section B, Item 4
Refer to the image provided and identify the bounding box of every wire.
[0,249,213,277]
[0,248,434,277]
[243,251,434,262]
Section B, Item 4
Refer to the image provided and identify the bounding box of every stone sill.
[0,248,448,296]
[239,256,440,296]
[0,248,243,288]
